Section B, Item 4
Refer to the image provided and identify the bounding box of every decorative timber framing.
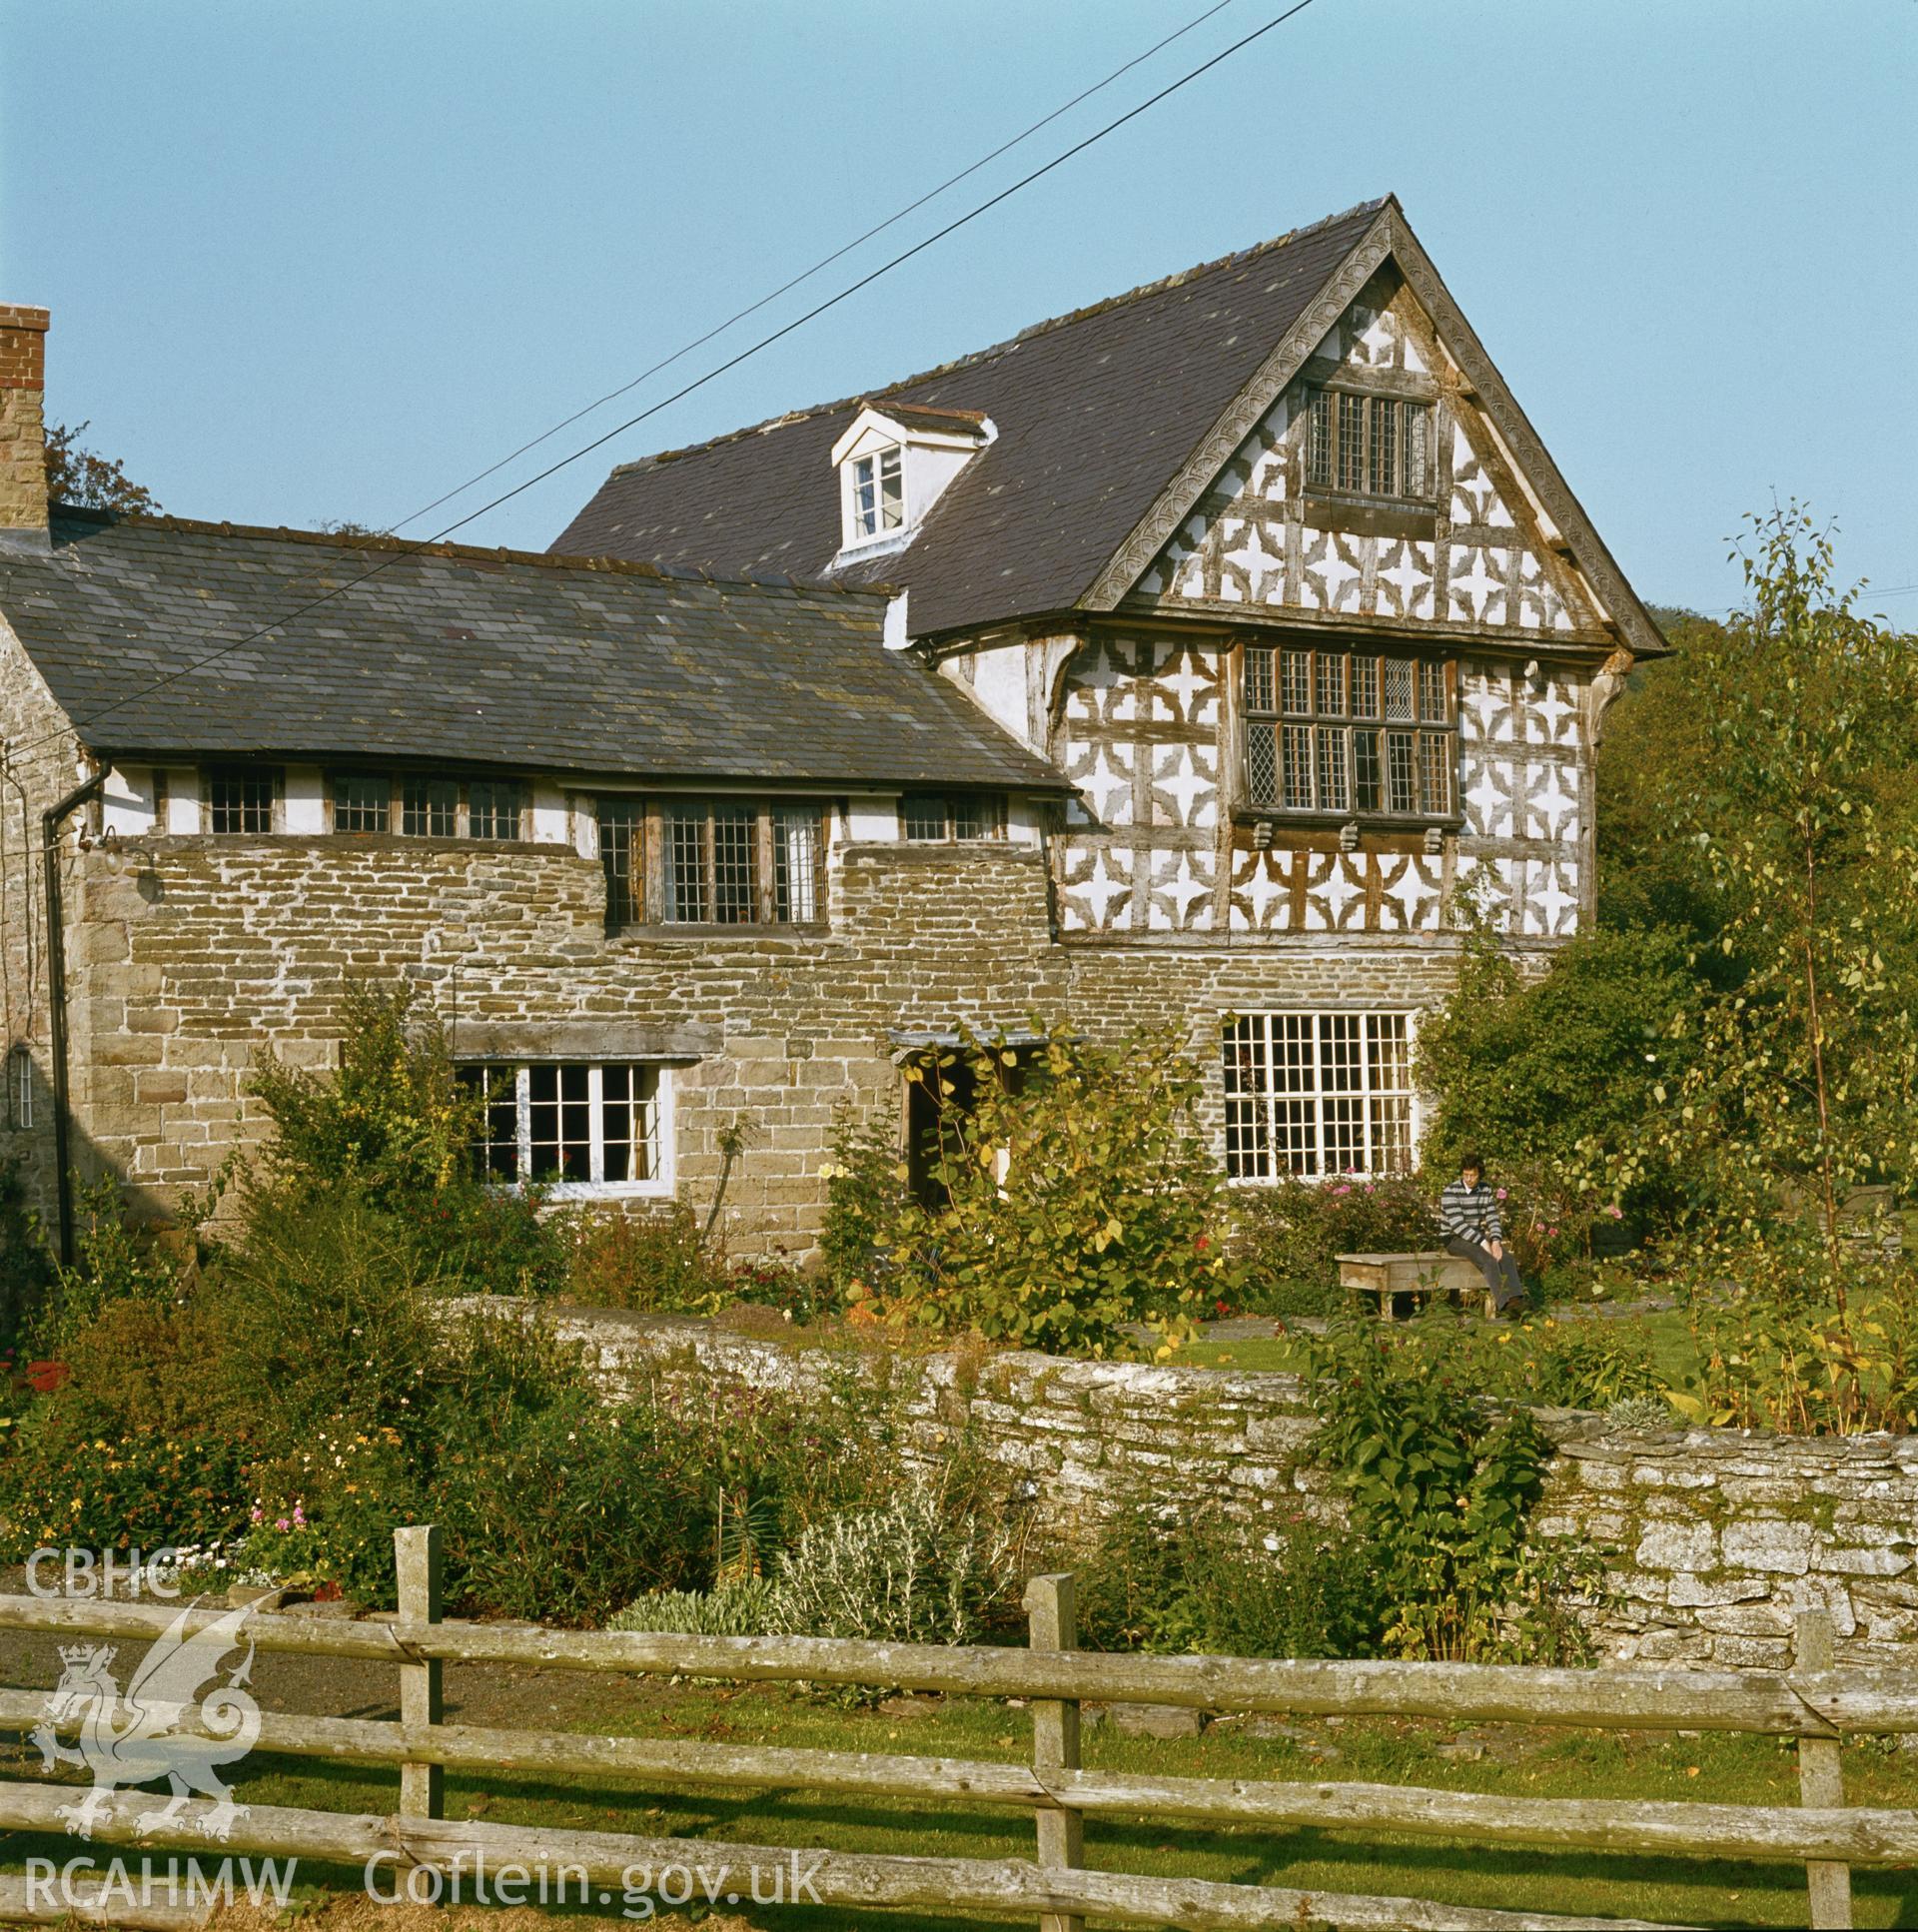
[1079,199,1667,667]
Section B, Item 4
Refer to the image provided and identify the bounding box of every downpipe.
[42,770,104,1267]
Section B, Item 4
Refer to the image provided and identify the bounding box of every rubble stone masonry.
[535,1308,1918,1675]
[61,834,1070,1245]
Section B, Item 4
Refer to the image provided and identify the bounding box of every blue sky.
[3,0,1913,618]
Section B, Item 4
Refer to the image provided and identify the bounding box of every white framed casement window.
[457,1061,672,1198]
[849,446,904,541]
[1222,1011,1416,1181]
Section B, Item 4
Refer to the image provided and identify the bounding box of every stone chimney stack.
[0,305,51,549]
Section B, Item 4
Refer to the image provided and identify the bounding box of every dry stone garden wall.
[513,1305,1918,1674]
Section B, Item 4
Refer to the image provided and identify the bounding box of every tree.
[1622,505,1918,1324]
[44,421,161,515]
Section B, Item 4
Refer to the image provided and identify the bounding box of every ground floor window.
[457,1061,666,1192]
[1223,1011,1414,1180]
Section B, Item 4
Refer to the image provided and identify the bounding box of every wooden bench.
[1337,1250,1494,1321]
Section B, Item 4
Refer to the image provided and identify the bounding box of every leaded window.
[402,778,460,838]
[598,798,824,928]
[206,766,275,834]
[469,779,524,842]
[458,1061,664,1191]
[1223,1012,1415,1181]
[1303,387,1435,501]
[1243,645,1454,820]
[332,773,390,834]
[901,792,1006,841]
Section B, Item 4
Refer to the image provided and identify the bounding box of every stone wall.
[529,1306,1918,1674]
[60,833,1068,1248]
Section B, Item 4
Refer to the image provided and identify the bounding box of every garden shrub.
[29,1176,191,1357]
[0,1404,249,1558]
[821,1023,1235,1357]
[238,1424,423,1603]
[429,1389,714,1624]
[202,1188,445,1449]
[1230,1172,1438,1313]
[0,1154,52,1348]
[1304,1316,1598,1662]
[562,1202,730,1313]
[759,1466,1016,1647]
[1416,913,1692,1232]
[1076,1497,1378,1659]
[611,1575,783,1637]
[249,980,566,1298]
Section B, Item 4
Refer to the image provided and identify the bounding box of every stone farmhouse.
[0,197,1662,1260]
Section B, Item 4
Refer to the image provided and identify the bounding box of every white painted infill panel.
[283,766,326,834]
[100,765,157,837]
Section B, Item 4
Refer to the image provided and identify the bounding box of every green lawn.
[13,1681,1918,1928]
[1177,1301,1702,1394]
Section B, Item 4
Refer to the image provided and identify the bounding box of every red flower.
[26,1361,69,1395]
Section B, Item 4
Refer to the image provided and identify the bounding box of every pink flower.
[275,1518,290,1533]
[1608,1205,1624,1219]
[1495,1188,1508,1201]
[1332,1185,1352,1197]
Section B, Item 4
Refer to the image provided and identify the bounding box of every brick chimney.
[0,305,50,549]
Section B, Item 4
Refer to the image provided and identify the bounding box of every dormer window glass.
[852,447,904,540]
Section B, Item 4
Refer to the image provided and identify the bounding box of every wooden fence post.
[396,1524,444,1820]
[1795,1607,1852,1929]
[1025,1573,1084,1932]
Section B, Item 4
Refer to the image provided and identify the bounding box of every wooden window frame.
[329,770,393,835]
[1222,1010,1418,1182]
[1303,386,1436,504]
[205,764,281,835]
[900,792,1008,842]
[850,446,905,540]
[1241,643,1457,825]
[597,797,827,932]
[457,1060,671,1198]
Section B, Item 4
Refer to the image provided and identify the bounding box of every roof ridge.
[608,197,1394,478]
[46,506,896,602]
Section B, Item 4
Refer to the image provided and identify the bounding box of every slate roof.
[552,199,1392,638]
[0,511,1067,791]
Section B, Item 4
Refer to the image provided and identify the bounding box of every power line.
[383,0,1246,537]
[39,0,1324,754]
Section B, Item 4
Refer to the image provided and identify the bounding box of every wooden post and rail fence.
[0,1526,1894,1929]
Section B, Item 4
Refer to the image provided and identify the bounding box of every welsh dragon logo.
[32,1600,262,1839]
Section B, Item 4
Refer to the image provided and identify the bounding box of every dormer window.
[852,446,904,540]
[831,402,995,562]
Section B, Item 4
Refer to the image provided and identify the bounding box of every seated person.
[1438,1153,1526,1316]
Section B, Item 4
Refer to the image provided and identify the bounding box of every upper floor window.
[207,766,276,834]
[333,772,391,834]
[403,777,460,838]
[901,792,1006,841]
[1244,644,1454,820]
[458,1060,665,1193]
[850,447,904,540]
[595,797,823,930]
[469,778,525,842]
[1305,387,1434,501]
[326,772,525,840]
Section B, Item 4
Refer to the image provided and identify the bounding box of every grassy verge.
[10,1681,1918,1928]
[1176,1303,1700,1389]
